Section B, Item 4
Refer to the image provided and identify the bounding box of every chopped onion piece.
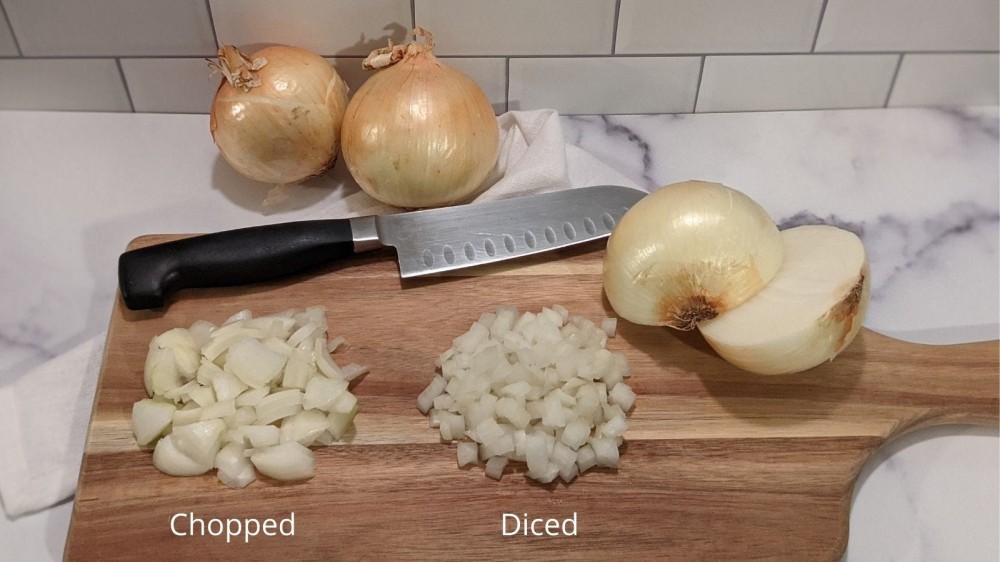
[234,386,270,408]
[327,406,358,440]
[132,307,365,488]
[303,377,349,411]
[171,419,226,467]
[132,399,176,446]
[200,398,236,421]
[215,442,256,489]
[153,434,213,476]
[173,407,202,427]
[279,409,330,446]
[240,424,280,448]
[254,389,303,425]
[226,337,287,388]
[251,442,315,481]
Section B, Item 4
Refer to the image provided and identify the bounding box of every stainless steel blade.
[374,185,646,277]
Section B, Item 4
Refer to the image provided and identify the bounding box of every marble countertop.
[0,106,997,560]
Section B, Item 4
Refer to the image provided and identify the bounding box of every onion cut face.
[698,225,871,375]
[131,306,365,487]
[603,180,784,330]
[418,306,634,484]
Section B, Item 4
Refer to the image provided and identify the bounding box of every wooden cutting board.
[65,235,998,561]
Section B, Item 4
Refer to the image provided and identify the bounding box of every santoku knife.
[118,185,647,310]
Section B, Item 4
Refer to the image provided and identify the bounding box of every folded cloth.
[0,109,641,518]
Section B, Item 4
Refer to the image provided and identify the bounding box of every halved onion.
[603,180,783,330]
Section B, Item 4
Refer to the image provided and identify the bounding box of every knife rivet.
[484,239,496,257]
[544,226,557,244]
[443,245,455,265]
[422,249,434,268]
[464,243,475,261]
[524,230,537,249]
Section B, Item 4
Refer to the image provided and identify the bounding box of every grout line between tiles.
[883,54,905,108]
[692,56,706,113]
[115,58,136,113]
[410,0,416,30]
[204,0,220,48]
[0,50,997,61]
[504,57,510,113]
[0,0,23,56]
[611,0,621,55]
[811,0,830,52]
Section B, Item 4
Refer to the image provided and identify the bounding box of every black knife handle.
[118,219,356,310]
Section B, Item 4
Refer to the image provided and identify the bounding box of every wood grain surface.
[65,235,999,561]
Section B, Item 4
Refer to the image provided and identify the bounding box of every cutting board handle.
[839,331,997,432]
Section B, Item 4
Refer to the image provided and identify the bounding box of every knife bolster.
[349,216,382,253]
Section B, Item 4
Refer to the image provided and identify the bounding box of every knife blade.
[118,185,646,310]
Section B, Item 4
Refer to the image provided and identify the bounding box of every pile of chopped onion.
[418,306,635,483]
[132,306,366,487]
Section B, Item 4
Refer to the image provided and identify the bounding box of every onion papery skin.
[210,45,349,185]
[603,180,784,330]
[341,40,499,208]
[698,225,871,375]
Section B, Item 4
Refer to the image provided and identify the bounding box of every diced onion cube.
[485,456,509,480]
[457,441,479,467]
[418,305,635,484]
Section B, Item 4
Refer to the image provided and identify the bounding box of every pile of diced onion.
[418,305,635,483]
[131,306,366,488]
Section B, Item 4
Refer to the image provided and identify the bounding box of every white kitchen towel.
[0,109,641,518]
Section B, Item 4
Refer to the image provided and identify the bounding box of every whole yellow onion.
[341,28,500,208]
[210,44,349,185]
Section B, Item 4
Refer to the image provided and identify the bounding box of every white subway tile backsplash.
[697,54,899,112]
[2,0,216,57]
[121,59,221,114]
[616,0,824,54]
[0,1,995,114]
[440,58,509,113]
[0,8,19,56]
[816,0,1000,52]
[0,58,130,111]
[209,0,411,56]
[329,58,370,96]
[889,54,1000,108]
[509,56,701,115]
[415,0,616,55]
